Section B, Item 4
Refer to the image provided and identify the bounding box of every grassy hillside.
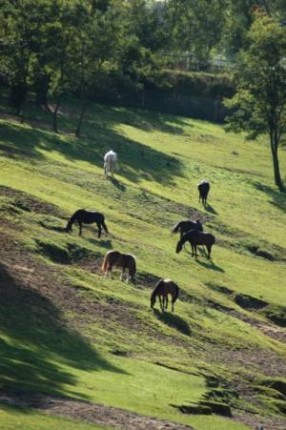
[0,102,285,430]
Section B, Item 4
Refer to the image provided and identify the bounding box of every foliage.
[224,12,286,190]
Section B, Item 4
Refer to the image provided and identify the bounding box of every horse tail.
[66,210,80,232]
[171,222,181,233]
[102,217,109,234]
[129,255,136,280]
[101,252,110,273]
[173,283,179,303]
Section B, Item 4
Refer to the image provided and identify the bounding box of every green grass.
[0,102,286,430]
[0,406,111,430]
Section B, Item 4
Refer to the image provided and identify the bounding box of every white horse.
[104,150,118,178]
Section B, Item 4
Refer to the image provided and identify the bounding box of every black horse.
[198,180,210,208]
[66,209,108,237]
[171,220,203,239]
[176,230,215,259]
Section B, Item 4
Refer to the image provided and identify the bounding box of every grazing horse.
[171,220,203,239]
[150,278,179,312]
[176,230,215,259]
[104,150,118,178]
[66,209,108,237]
[101,250,136,282]
[198,180,210,208]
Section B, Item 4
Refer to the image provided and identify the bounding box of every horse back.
[198,181,210,196]
[187,230,215,245]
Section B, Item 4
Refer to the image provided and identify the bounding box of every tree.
[165,0,225,65]
[224,12,286,191]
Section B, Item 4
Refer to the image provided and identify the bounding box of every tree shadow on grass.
[0,263,125,399]
[0,110,185,187]
[153,309,191,336]
[252,182,286,213]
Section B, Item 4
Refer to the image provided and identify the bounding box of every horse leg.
[206,245,211,259]
[97,223,102,238]
[165,295,169,310]
[120,268,125,281]
[159,296,163,311]
[171,298,174,312]
[79,222,82,236]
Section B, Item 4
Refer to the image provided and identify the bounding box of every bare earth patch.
[0,225,285,430]
[0,391,194,430]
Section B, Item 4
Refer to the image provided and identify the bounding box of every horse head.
[176,241,183,254]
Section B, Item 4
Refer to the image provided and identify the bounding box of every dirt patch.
[0,390,194,430]
[235,294,268,311]
[0,185,64,218]
[0,226,285,430]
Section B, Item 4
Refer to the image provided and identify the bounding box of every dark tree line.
[0,0,285,188]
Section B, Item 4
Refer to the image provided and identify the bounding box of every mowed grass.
[0,103,285,430]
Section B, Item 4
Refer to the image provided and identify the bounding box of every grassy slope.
[0,103,285,430]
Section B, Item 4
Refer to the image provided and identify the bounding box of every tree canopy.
[224,12,286,190]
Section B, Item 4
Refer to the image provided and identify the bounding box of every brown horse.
[176,230,215,259]
[101,250,136,282]
[150,279,179,312]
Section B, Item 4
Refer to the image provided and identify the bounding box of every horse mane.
[101,252,109,272]
[171,221,182,233]
[151,279,164,301]
[177,231,190,248]
[66,209,83,232]
[102,250,119,272]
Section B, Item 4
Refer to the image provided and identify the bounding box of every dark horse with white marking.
[171,220,203,239]
[150,278,179,312]
[66,209,108,237]
[101,250,136,282]
[198,180,210,208]
[176,230,215,259]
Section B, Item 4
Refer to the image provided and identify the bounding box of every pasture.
[0,102,285,430]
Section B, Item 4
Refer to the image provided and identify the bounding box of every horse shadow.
[153,309,191,336]
[108,177,126,192]
[88,238,112,249]
[195,259,225,272]
[205,204,217,214]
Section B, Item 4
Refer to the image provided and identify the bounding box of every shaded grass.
[0,102,286,430]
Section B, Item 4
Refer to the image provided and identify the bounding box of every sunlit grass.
[0,104,285,430]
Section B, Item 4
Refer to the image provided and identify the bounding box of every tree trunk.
[52,94,62,133]
[270,132,284,191]
[75,100,87,138]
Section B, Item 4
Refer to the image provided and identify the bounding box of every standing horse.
[171,220,203,239]
[101,250,136,282]
[198,180,210,208]
[66,209,108,237]
[104,150,118,178]
[150,279,179,312]
[176,230,215,259]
